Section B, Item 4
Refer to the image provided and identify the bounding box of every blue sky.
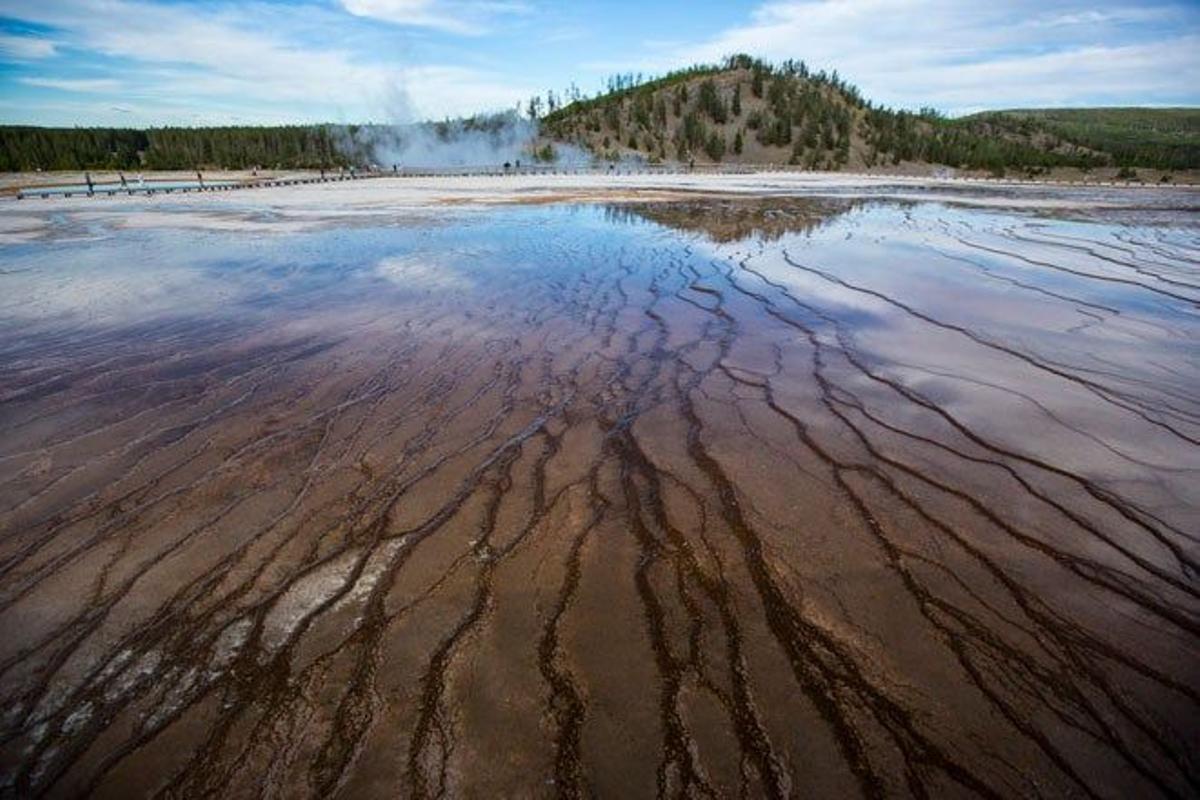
[1,0,1197,126]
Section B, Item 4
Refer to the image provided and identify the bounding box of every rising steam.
[333,82,592,169]
[336,112,534,168]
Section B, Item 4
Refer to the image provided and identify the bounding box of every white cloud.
[1,0,533,122]
[661,0,1200,112]
[19,77,122,92]
[6,0,1194,126]
[339,0,530,35]
[0,33,57,59]
[896,37,1200,110]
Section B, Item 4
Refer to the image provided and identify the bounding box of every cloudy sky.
[1,0,1197,126]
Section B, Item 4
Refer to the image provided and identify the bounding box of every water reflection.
[603,196,858,241]
[0,198,1197,799]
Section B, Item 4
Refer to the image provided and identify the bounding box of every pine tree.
[705,130,725,161]
[697,80,727,124]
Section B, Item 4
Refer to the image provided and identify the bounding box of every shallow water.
[0,197,1197,798]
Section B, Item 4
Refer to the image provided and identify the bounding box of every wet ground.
[0,194,1197,798]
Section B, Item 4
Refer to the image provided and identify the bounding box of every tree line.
[0,125,351,171]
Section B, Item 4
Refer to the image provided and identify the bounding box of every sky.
[0,0,1197,127]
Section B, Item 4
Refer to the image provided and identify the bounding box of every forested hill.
[2,56,1198,174]
[539,55,1200,173]
[959,108,1200,172]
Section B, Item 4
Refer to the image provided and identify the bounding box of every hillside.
[540,55,1198,174]
[2,58,1197,176]
[963,108,1200,171]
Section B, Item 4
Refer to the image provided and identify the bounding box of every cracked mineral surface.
[0,185,1197,798]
